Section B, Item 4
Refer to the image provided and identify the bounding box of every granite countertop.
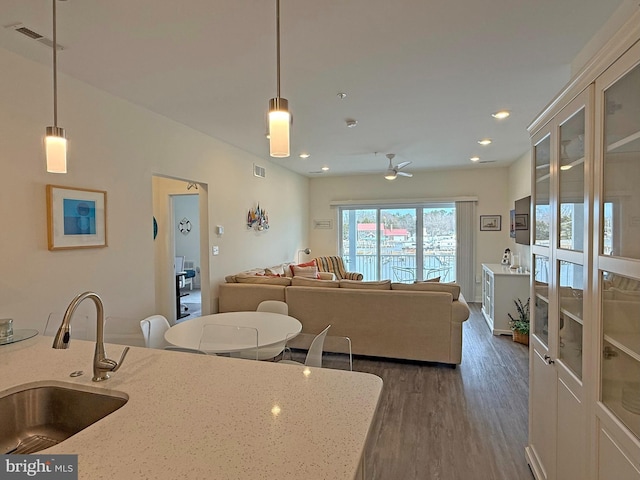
[0,335,383,479]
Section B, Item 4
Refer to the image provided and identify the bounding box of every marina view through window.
[339,204,457,282]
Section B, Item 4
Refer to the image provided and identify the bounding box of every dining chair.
[139,315,171,349]
[256,300,288,315]
[104,316,146,347]
[280,325,331,368]
[44,312,92,341]
[199,323,259,360]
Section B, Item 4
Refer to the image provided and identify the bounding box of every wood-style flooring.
[355,303,533,480]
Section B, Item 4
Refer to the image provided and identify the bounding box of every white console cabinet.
[481,263,530,336]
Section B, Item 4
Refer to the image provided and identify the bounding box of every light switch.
[212,246,219,256]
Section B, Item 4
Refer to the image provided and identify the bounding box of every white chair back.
[199,323,259,359]
[140,315,171,349]
[256,300,289,315]
[164,346,207,355]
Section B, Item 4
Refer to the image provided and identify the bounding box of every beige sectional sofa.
[218,277,470,365]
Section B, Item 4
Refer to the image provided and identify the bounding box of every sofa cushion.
[236,275,292,286]
[392,281,460,300]
[292,277,340,288]
[339,279,391,290]
[290,264,320,279]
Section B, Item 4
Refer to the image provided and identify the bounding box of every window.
[339,204,457,282]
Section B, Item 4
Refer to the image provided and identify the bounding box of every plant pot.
[512,330,529,346]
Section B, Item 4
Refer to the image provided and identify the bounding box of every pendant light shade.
[268,98,290,158]
[268,0,290,158]
[46,0,67,173]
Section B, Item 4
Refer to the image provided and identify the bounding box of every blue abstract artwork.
[63,198,97,235]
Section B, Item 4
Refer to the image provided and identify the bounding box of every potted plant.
[508,297,530,346]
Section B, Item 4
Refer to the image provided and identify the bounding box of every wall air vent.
[313,219,333,230]
[6,23,64,50]
[253,164,266,178]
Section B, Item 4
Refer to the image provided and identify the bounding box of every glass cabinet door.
[558,261,584,378]
[598,53,640,444]
[534,254,550,347]
[558,109,586,252]
[534,135,551,247]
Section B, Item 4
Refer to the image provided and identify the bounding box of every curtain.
[456,201,476,301]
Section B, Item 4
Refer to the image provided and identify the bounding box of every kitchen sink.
[0,382,128,454]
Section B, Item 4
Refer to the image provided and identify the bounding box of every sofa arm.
[345,272,364,280]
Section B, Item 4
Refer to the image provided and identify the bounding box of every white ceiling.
[0,0,627,177]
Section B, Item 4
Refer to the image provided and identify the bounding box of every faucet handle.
[110,347,130,373]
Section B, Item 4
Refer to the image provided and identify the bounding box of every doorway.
[152,176,210,324]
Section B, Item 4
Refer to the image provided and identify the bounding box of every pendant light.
[268,0,290,158]
[45,0,67,173]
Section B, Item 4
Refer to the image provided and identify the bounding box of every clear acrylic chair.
[44,312,92,341]
[199,323,259,360]
[139,315,171,349]
[104,316,146,347]
[280,325,334,368]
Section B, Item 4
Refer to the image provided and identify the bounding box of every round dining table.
[164,311,302,356]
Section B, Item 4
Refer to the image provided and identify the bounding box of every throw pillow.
[290,264,320,279]
[289,260,318,277]
[235,275,291,286]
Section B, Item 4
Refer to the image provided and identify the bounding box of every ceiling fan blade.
[396,161,412,170]
[397,171,413,177]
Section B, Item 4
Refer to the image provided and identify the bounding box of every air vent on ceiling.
[479,160,496,164]
[6,23,64,50]
[253,164,266,178]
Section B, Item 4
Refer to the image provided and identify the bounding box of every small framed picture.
[480,215,501,231]
[515,214,528,230]
[46,185,107,250]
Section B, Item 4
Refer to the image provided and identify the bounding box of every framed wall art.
[46,185,107,250]
[480,215,501,231]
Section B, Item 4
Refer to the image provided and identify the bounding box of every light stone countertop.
[0,335,383,480]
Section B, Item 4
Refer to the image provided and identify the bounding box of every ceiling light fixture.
[491,110,510,119]
[267,0,290,158]
[337,92,347,99]
[346,119,358,128]
[478,139,492,146]
[470,156,480,162]
[321,166,329,171]
[299,153,310,159]
[45,0,67,173]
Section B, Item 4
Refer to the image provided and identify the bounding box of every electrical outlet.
[212,246,219,256]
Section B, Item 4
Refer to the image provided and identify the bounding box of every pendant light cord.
[52,0,58,127]
[275,0,281,98]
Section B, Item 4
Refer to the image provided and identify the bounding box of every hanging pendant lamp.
[45,0,67,173]
[268,0,290,158]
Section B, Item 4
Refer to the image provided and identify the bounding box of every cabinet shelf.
[604,333,640,362]
[606,130,640,154]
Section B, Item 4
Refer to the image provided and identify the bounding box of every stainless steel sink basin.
[0,382,128,454]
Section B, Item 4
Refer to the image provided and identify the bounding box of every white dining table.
[164,311,302,355]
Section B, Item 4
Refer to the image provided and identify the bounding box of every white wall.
[308,167,514,301]
[0,47,308,331]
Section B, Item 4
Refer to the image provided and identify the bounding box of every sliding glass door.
[340,203,456,282]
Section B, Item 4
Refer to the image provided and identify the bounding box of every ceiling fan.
[384,153,412,180]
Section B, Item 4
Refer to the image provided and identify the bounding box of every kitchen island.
[0,336,382,479]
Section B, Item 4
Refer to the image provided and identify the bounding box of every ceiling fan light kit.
[383,153,412,180]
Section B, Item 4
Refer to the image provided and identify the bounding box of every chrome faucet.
[53,291,129,382]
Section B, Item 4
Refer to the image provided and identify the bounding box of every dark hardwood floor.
[355,303,533,480]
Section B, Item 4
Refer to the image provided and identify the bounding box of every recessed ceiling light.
[337,92,347,99]
[470,156,480,162]
[321,166,329,171]
[299,153,310,159]
[346,119,358,128]
[478,139,492,146]
[491,110,510,119]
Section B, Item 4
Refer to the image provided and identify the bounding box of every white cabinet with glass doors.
[526,18,640,480]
